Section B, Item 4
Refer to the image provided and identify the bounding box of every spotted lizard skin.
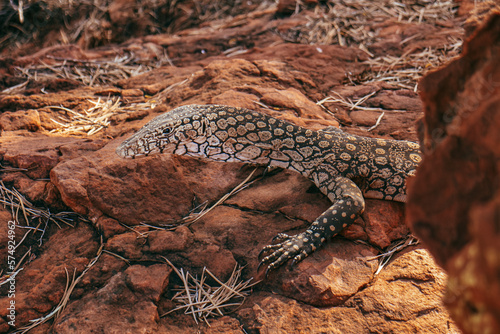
[116,105,421,274]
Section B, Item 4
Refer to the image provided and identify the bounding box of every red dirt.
[1,1,496,333]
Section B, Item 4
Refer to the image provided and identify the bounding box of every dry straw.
[283,1,458,45]
[48,96,160,136]
[282,0,463,90]
[367,234,420,275]
[12,242,104,334]
[49,97,120,136]
[178,167,260,227]
[162,257,258,325]
[0,181,79,230]
[0,181,86,288]
[317,91,407,113]
[14,54,163,88]
[361,42,462,91]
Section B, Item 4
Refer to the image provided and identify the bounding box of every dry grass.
[12,241,104,334]
[360,42,462,91]
[49,98,117,136]
[317,91,407,113]
[7,58,183,137]
[281,0,465,90]
[0,181,87,287]
[162,257,258,325]
[367,235,420,275]
[0,181,80,229]
[49,97,120,136]
[0,53,172,96]
[14,54,166,88]
[48,96,159,136]
[0,0,270,52]
[283,0,459,46]
[178,167,260,228]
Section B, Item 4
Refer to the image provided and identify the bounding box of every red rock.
[243,44,369,99]
[95,216,128,239]
[124,264,171,302]
[51,141,255,223]
[258,86,339,128]
[239,248,460,334]
[462,2,500,34]
[183,244,237,280]
[407,11,500,334]
[272,240,378,307]
[106,231,146,260]
[343,249,457,333]
[148,226,193,253]
[0,89,95,112]
[0,109,41,131]
[0,133,106,179]
[158,314,244,334]
[0,222,98,326]
[357,199,408,249]
[0,134,69,179]
[53,271,161,333]
[192,203,306,272]
[225,169,328,219]
[120,88,145,104]
[116,66,202,96]
[349,109,421,138]
[211,90,262,110]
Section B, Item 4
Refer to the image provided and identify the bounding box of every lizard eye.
[162,127,172,134]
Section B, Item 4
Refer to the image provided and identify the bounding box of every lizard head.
[116,105,211,158]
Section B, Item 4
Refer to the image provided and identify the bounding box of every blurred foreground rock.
[408,10,500,334]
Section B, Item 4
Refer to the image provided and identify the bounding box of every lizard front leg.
[259,177,365,275]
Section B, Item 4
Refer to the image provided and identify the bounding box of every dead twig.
[161,257,259,325]
[13,240,104,333]
[367,235,420,275]
[179,167,260,227]
[0,182,88,287]
[367,111,385,131]
[317,91,407,113]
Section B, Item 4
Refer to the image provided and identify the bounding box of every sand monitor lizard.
[116,105,421,275]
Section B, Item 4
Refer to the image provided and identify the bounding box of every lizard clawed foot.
[272,233,291,243]
[257,231,322,277]
[257,233,290,261]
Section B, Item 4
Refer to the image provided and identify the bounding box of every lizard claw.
[265,266,272,278]
[272,233,290,242]
[256,259,266,273]
[257,231,324,276]
[258,242,282,259]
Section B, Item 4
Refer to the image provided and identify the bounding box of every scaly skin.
[116,105,421,275]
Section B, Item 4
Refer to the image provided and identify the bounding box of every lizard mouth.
[115,143,132,158]
[116,140,177,158]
